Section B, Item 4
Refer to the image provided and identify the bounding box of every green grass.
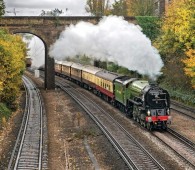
[0,102,12,126]
[160,84,195,106]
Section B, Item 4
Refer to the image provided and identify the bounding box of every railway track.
[167,128,195,149]
[56,79,164,170]
[38,70,195,169]
[171,100,195,120]
[8,76,44,170]
[153,128,195,169]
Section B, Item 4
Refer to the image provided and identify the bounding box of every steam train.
[55,60,171,130]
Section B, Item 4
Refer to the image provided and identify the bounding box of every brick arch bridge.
[0,16,136,89]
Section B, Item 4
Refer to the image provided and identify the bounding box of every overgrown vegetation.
[110,0,128,16]
[0,29,26,106]
[0,0,5,16]
[0,103,11,128]
[160,83,195,106]
[126,0,156,16]
[155,0,195,105]
[85,0,111,16]
[85,0,158,16]
[0,28,27,126]
[135,16,161,41]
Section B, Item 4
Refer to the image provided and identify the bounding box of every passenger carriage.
[82,65,102,90]
[95,70,121,102]
[70,63,84,84]
[61,61,73,78]
[55,60,62,76]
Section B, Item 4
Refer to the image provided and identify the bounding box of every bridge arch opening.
[19,33,45,69]
[14,32,53,89]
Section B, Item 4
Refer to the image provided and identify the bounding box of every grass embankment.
[0,103,11,128]
[161,84,195,107]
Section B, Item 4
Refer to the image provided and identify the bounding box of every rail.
[56,79,164,170]
[8,76,43,170]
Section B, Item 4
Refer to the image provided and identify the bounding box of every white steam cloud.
[49,15,163,79]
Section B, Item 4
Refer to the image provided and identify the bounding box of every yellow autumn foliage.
[126,0,155,16]
[0,29,27,107]
[183,49,195,88]
[161,0,195,52]
[156,0,195,88]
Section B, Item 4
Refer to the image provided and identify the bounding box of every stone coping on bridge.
[0,16,136,26]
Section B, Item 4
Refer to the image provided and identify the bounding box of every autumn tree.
[180,0,195,88]
[126,0,156,16]
[136,16,161,41]
[111,0,127,16]
[155,0,195,88]
[0,29,27,108]
[40,8,63,16]
[161,0,195,54]
[0,0,5,16]
[183,50,195,88]
[86,0,111,16]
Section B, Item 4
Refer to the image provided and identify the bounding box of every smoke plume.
[49,16,163,79]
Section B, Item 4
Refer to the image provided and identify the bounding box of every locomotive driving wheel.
[133,105,139,121]
[142,121,146,128]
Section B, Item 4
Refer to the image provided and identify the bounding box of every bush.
[160,83,195,106]
[135,16,161,41]
[0,28,26,106]
[0,103,11,127]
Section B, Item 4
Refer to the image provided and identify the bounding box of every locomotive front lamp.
[167,109,170,115]
[147,110,151,116]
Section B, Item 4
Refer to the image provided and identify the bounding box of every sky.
[4,0,89,16]
[4,0,116,16]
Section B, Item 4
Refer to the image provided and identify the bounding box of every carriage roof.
[71,63,84,70]
[55,60,62,65]
[61,61,73,67]
[95,70,122,82]
[82,65,103,75]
